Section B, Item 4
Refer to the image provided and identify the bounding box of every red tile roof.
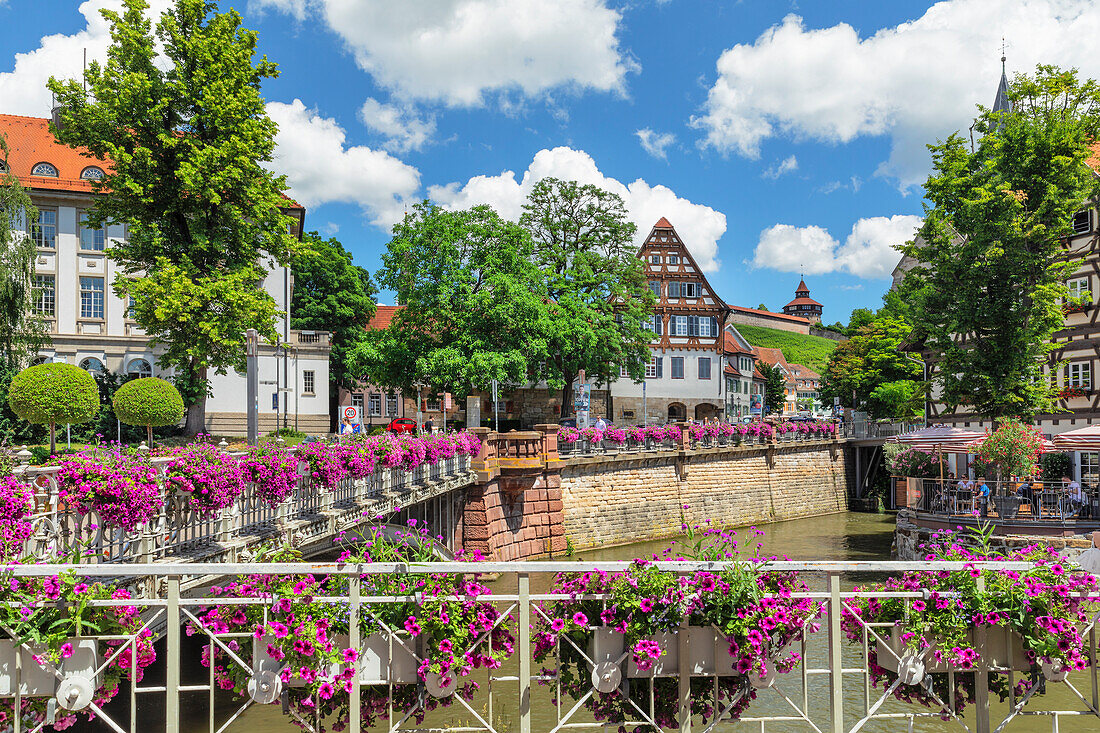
[788,363,820,380]
[1088,142,1100,172]
[722,331,754,355]
[0,113,106,192]
[796,278,809,292]
[653,216,673,229]
[366,305,404,331]
[751,346,787,369]
[784,295,823,308]
[0,113,304,210]
[729,304,811,324]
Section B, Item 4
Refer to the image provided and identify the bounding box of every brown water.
[90,512,1099,731]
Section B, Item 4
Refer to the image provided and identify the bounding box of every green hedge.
[112,377,185,428]
[7,363,99,427]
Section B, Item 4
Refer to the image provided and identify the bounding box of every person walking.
[975,477,991,517]
[595,415,608,432]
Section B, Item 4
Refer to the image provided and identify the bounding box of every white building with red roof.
[0,113,331,436]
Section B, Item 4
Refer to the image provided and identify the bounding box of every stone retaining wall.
[559,441,852,550]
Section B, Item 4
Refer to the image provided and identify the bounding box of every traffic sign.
[342,405,361,425]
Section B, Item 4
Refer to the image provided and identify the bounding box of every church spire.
[991,42,1013,126]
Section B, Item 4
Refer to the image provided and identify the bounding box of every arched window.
[0,160,8,173]
[79,357,104,374]
[29,356,48,367]
[127,358,152,379]
[31,162,58,177]
[80,166,105,181]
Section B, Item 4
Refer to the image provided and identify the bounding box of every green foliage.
[290,231,376,389]
[0,361,45,446]
[758,363,786,414]
[356,202,550,398]
[47,0,296,430]
[735,324,838,373]
[112,377,185,428]
[1040,451,1073,481]
[903,65,1100,420]
[819,317,924,418]
[520,178,655,411]
[886,447,938,478]
[7,364,99,427]
[0,134,45,364]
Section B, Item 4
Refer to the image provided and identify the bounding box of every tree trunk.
[49,422,56,454]
[146,424,154,447]
[559,372,576,421]
[184,366,209,436]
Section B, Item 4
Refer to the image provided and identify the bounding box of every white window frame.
[32,209,57,249]
[645,357,661,379]
[1072,209,1093,235]
[351,393,365,415]
[80,276,104,319]
[32,274,55,316]
[368,393,382,417]
[1066,362,1092,389]
[78,212,106,251]
[302,370,316,395]
[1068,277,1091,300]
[681,281,700,299]
[386,393,399,417]
[672,315,688,336]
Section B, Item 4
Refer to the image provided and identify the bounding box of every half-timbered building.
[610,218,730,423]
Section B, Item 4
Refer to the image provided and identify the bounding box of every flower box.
[874,625,1030,679]
[0,638,99,697]
[354,632,419,684]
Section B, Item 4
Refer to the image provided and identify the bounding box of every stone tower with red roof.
[782,279,823,324]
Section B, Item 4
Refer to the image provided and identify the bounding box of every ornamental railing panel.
[0,560,1093,733]
[14,454,472,565]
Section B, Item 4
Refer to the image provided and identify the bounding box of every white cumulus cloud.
[358,98,436,153]
[428,147,727,271]
[255,0,637,107]
[266,99,421,228]
[0,0,173,117]
[752,215,922,279]
[635,128,676,159]
[693,1,1100,187]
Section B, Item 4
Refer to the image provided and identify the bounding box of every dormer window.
[80,166,105,181]
[1073,209,1092,235]
[31,162,58,177]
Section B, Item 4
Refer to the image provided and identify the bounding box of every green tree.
[0,135,45,365]
[520,178,655,415]
[355,202,549,398]
[290,232,377,429]
[113,377,185,445]
[903,65,1100,422]
[759,363,786,414]
[47,0,297,433]
[819,318,924,419]
[8,363,99,453]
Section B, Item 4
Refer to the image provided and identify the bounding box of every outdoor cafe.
[891,424,1100,527]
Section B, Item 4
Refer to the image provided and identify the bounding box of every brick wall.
[559,442,852,550]
[462,473,567,560]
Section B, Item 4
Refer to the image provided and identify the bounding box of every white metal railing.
[13,454,472,564]
[0,560,1093,733]
[841,421,923,440]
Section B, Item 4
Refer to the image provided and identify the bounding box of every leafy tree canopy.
[520,178,654,413]
[354,202,550,398]
[8,363,99,452]
[290,232,376,390]
[47,0,297,432]
[759,363,786,414]
[819,317,924,419]
[902,65,1100,421]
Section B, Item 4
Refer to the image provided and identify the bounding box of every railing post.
[974,575,990,733]
[827,572,844,733]
[678,617,691,733]
[349,574,361,733]
[518,573,531,733]
[166,575,181,733]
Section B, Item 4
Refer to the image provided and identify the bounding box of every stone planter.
[0,638,100,699]
[875,625,1030,683]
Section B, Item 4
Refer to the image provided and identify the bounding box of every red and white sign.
[342,405,361,424]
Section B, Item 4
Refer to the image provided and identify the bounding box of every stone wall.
[559,441,852,550]
[727,308,811,335]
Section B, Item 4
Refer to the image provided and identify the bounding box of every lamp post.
[245,328,259,446]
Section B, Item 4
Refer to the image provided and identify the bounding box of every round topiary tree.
[7,363,100,453]
[112,377,185,446]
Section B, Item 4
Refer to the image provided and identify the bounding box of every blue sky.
[3,0,1099,324]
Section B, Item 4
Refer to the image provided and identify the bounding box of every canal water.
[89,512,1098,732]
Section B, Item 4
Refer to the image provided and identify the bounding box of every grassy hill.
[736,324,839,373]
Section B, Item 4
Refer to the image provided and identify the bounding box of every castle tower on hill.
[781,279,823,324]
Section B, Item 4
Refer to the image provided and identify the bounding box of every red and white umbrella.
[1052,425,1100,451]
[888,425,987,452]
[951,435,1057,454]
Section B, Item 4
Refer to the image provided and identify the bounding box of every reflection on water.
[79,511,1098,732]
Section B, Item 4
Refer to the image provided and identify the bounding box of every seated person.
[1067,476,1087,513]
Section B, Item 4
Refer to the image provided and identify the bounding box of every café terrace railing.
[901,478,1100,526]
[4,560,1098,733]
[554,426,841,459]
[10,450,474,565]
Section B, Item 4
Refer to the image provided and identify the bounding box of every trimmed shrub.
[7,363,99,452]
[112,377,185,445]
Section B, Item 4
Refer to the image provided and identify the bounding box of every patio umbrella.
[888,425,988,452]
[1052,425,1100,451]
[950,435,1057,454]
